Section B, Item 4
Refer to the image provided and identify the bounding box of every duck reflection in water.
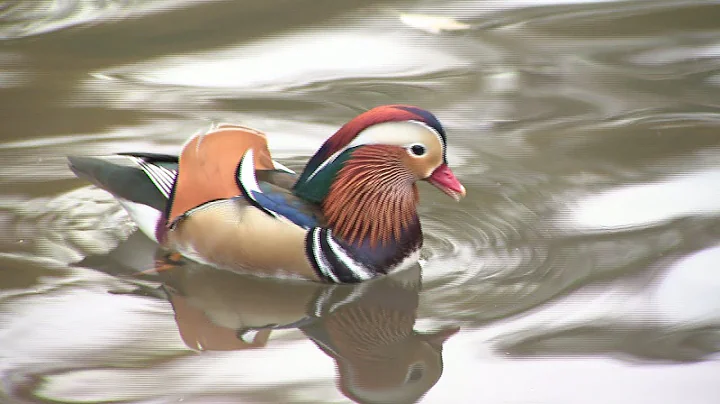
[129,251,458,404]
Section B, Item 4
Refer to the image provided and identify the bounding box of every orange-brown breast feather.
[323,146,418,247]
[168,126,275,224]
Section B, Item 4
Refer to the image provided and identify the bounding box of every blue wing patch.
[251,186,320,229]
[237,149,321,229]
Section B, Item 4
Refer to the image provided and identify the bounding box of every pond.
[1,0,720,402]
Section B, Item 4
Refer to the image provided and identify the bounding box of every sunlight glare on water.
[117,32,469,91]
[569,169,720,230]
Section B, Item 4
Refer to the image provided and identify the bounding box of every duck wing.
[237,149,324,229]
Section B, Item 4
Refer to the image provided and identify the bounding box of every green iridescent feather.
[293,149,354,204]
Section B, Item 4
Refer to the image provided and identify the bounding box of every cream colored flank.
[166,199,319,280]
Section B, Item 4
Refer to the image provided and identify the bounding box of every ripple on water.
[567,169,720,231]
[0,187,135,265]
[485,238,720,363]
[102,30,470,92]
[417,108,720,326]
[512,1,720,37]
[419,186,559,323]
[0,0,203,39]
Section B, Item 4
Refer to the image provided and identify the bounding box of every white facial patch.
[304,120,444,182]
[350,120,444,154]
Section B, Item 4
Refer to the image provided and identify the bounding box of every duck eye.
[409,144,426,156]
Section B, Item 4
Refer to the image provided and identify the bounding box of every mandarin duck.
[153,259,457,404]
[69,105,466,283]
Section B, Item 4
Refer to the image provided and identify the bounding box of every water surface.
[1,0,720,402]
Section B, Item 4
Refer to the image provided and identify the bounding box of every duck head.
[293,105,465,246]
[336,326,459,404]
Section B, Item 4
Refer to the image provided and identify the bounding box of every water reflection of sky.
[116,32,469,91]
[569,169,720,230]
